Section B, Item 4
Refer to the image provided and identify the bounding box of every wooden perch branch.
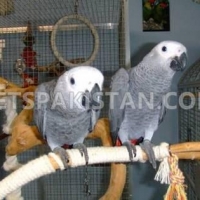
[48,142,200,170]
[0,142,200,200]
[0,77,198,200]
[0,76,126,200]
[170,142,200,159]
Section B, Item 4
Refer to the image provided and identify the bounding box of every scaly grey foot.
[53,147,69,169]
[123,141,136,162]
[141,140,156,169]
[73,143,89,165]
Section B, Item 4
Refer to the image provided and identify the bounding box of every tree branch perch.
[0,142,199,200]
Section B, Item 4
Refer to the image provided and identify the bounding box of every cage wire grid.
[0,0,132,199]
[178,59,200,200]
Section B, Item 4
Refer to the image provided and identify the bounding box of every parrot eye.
[82,96,86,107]
[70,78,75,85]
[162,46,167,52]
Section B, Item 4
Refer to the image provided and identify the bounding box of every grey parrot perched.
[109,41,187,169]
[34,66,104,168]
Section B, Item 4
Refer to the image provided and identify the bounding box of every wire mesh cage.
[178,59,200,200]
[0,0,131,199]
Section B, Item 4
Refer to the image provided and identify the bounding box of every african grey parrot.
[34,66,104,168]
[109,41,187,169]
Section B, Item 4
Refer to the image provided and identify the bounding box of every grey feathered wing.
[158,99,166,124]
[33,80,57,138]
[109,68,130,145]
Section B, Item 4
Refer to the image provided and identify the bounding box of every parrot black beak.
[82,84,101,110]
[90,83,101,108]
[170,52,187,71]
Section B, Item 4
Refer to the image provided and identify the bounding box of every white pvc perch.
[0,144,170,200]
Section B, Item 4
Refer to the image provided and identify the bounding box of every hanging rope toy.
[164,154,187,200]
[154,144,187,200]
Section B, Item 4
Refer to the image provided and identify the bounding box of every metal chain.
[84,166,91,196]
[74,0,79,14]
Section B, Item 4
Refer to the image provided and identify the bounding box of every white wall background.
[128,0,200,199]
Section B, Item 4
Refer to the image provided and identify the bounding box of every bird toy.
[20,21,38,88]
[164,154,187,200]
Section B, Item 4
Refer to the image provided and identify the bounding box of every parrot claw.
[141,140,157,169]
[123,141,136,162]
[53,147,69,169]
[73,143,89,165]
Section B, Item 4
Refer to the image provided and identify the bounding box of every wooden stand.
[1,77,199,200]
[0,77,126,200]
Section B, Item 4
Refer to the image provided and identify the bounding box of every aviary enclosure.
[1,1,200,200]
[0,0,131,199]
[178,59,200,200]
